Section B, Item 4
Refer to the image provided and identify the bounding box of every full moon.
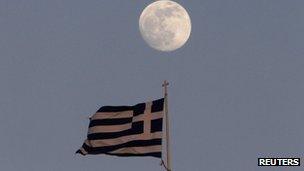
[139,0,192,52]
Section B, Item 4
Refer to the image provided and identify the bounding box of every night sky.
[1,0,304,170]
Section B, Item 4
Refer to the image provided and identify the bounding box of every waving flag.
[77,98,164,158]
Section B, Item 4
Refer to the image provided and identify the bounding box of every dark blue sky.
[1,0,304,170]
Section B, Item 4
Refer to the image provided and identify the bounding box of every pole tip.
[162,80,169,87]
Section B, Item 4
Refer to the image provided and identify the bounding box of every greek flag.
[76,98,164,158]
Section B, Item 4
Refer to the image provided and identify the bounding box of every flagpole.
[162,80,171,171]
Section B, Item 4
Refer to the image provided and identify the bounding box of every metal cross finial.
[162,80,169,87]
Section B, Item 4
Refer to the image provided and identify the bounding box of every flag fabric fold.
[77,98,164,158]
